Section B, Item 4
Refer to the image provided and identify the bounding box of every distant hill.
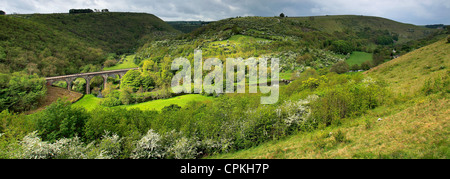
[293,15,439,42]
[0,15,105,76]
[0,12,180,76]
[166,21,211,33]
[188,15,442,44]
[26,12,180,54]
[135,15,445,74]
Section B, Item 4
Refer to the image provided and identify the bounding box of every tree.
[121,69,141,92]
[330,61,349,74]
[0,72,46,112]
[119,87,133,105]
[350,64,360,71]
[279,13,285,18]
[375,35,394,45]
[34,99,89,142]
[0,10,5,15]
[331,40,353,54]
[360,61,372,70]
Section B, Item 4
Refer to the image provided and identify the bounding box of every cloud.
[0,0,449,24]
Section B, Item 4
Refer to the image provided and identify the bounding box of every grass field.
[72,94,214,111]
[121,94,214,111]
[210,35,270,45]
[103,55,138,71]
[346,51,373,66]
[72,94,102,111]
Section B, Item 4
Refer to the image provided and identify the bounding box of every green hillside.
[293,15,437,43]
[0,15,105,76]
[26,12,180,54]
[186,15,441,44]
[134,15,445,81]
[210,37,449,159]
[0,12,180,77]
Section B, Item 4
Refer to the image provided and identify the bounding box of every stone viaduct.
[45,68,138,94]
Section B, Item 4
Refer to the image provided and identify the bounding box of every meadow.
[72,94,214,111]
[346,51,373,66]
[103,55,138,71]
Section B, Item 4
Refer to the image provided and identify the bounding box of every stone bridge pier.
[45,68,138,94]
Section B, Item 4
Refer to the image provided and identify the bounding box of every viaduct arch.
[45,68,138,94]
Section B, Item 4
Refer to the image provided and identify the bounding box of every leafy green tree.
[33,99,89,142]
[119,87,133,105]
[376,35,394,45]
[331,40,353,54]
[0,72,46,112]
[121,69,142,92]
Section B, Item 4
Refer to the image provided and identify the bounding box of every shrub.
[333,130,347,143]
[302,77,320,89]
[161,104,182,113]
[350,64,360,71]
[15,131,86,159]
[360,61,372,70]
[95,131,122,159]
[100,97,121,107]
[13,131,123,159]
[168,137,200,159]
[131,129,164,159]
[330,61,349,74]
[103,59,117,67]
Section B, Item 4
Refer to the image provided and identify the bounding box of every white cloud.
[0,0,448,24]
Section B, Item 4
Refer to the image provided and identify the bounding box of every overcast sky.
[1,0,449,25]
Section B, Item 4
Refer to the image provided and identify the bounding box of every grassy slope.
[73,94,213,111]
[103,55,138,71]
[365,38,449,96]
[210,38,449,159]
[71,94,102,111]
[25,86,84,114]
